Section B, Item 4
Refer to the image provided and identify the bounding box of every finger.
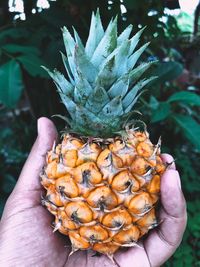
[161,153,176,170]
[144,163,187,266]
[14,117,57,193]
[115,245,152,267]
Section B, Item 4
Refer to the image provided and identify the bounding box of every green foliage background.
[0,0,200,266]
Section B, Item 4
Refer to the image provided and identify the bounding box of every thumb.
[14,117,57,194]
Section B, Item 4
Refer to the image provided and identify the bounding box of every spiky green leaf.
[129,27,146,55]
[91,17,117,68]
[74,73,93,104]
[95,56,116,89]
[75,106,102,129]
[74,45,98,84]
[128,42,150,70]
[60,52,75,85]
[115,39,131,77]
[85,10,104,58]
[59,93,76,117]
[42,66,73,96]
[86,86,110,113]
[129,61,157,85]
[123,77,157,111]
[108,74,129,98]
[62,27,76,77]
[102,96,123,116]
[117,24,133,46]
[73,27,85,51]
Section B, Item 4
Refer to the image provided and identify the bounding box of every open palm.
[0,118,187,267]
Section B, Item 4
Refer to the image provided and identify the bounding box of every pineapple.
[40,10,166,259]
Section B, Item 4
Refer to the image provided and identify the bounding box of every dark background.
[0,0,200,266]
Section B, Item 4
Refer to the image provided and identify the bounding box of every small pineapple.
[41,10,166,259]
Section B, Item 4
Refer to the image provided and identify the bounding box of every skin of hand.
[0,117,187,267]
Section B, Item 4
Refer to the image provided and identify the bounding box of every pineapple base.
[41,129,166,257]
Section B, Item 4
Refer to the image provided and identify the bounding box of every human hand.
[0,118,187,267]
[0,118,69,267]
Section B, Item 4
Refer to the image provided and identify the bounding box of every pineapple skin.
[41,129,166,256]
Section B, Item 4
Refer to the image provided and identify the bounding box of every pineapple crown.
[44,10,157,138]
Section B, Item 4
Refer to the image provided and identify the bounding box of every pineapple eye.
[102,209,132,229]
[137,209,157,229]
[86,186,118,210]
[136,142,154,158]
[69,232,90,250]
[97,149,123,169]
[125,181,131,187]
[128,192,153,215]
[59,186,65,194]
[113,221,123,228]
[71,211,81,223]
[74,162,103,185]
[111,171,140,192]
[131,157,152,176]
[105,153,111,161]
[90,234,96,241]
[76,142,101,165]
[112,225,140,245]
[55,175,79,198]
[98,201,106,212]
[145,166,152,173]
[45,185,63,207]
[62,150,78,167]
[65,202,94,224]
[93,243,119,255]
[82,170,91,185]
[79,225,109,242]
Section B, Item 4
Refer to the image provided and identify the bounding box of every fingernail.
[166,160,176,170]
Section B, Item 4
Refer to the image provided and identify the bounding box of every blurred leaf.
[151,102,171,122]
[18,54,48,77]
[174,148,199,193]
[1,147,27,165]
[1,174,16,194]
[43,39,63,68]
[189,54,200,76]
[40,6,72,28]
[149,96,159,109]
[169,48,183,61]
[152,61,184,83]
[173,114,200,151]
[123,0,141,9]
[175,12,194,33]
[168,91,200,106]
[0,60,24,108]
[0,127,13,141]
[2,44,40,56]
[0,28,30,43]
